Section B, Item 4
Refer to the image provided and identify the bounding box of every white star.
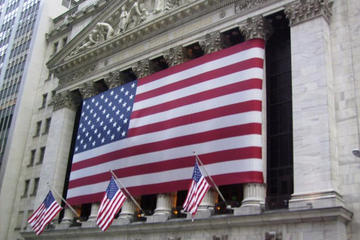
[82,128,86,132]
[109,102,112,107]
[120,114,124,119]
[111,135,115,140]
[106,113,110,119]
[110,91,114,95]
[122,102,127,107]
[95,102,99,106]
[101,94,104,99]
[90,109,93,114]
[80,139,84,144]
[102,109,106,114]
[112,106,116,111]
[114,95,118,99]
[101,138,105,143]
[84,144,87,149]
[131,83,135,88]
[85,116,88,121]
[85,132,89,137]
[79,123,83,128]
[122,131,126,137]
[123,118,128,124]
[107,130,111,135]
[117,126,121,132]
[88,120,91,125]
[91,125,95,129]
[125,91,129,96]
[91,98,95,103]
[109,118,113,123]
[127,106,131,111]
[75,147,79,152]
[86,105,90,109]
[96,117,100,122]
[77,135,80,140]
[97,133,101,138]
[121,87,124,92]
[103,125,107,131]
[81,112,85,117]
[130,94,134,99]
[99,105,103,110]
[89,136,92,141]
[94,129,98,134]
[93,113,97,118]
[119,98,123,103]
[100,121,104,126]
[113,122,117,127]
[105,98,108,103]
[92,141,96,146]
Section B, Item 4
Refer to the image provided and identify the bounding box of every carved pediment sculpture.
[68,0,186,57]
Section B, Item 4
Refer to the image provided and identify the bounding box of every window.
[43,118,51,134]
[40,93,47,108]
[34,121,41,137]
[27,149,35,167]
[37,147,45,164]
[15,211,24,230]
[30,178,39,196]
[22,179,30,197]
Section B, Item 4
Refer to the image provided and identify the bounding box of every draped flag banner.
[97,177,127,231]
[67,39,265,205]
[183,161,210,216]
[27,191,62,235]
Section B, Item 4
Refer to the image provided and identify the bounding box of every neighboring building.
[0,0,360,239]
[0,0,70,239]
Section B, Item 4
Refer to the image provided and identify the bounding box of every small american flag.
[96,176,127,231]
[27,191,62,235]
[183,161,210,216]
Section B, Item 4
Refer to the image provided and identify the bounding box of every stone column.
[78,81,98,99]
[147,193,176,222]
[284,0,343,209]
[234,15,270,215]
[56,207,76,230]
[82,203,99,228]
[116,199,136,224]
[192,188,217,219]
[33,90,79,228]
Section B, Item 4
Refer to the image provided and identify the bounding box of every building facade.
[0,0,360,239]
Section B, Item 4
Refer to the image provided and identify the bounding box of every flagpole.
[193,152,227,203]
[109,170,144,213]
[46,182,80,218]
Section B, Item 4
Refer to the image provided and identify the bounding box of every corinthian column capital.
[284,0,333,26]
[199,31,222,54]
[239,15,272,41]
[163,46,184,67]
[132,59,151,79]
[52,91,78,111]
[78,81,98,99]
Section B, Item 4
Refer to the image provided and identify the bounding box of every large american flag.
[67,39,264,205]
[27,191,62,235]
[183,161,210,215]
[97,177,126,231]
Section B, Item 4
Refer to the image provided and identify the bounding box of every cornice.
[284,0,333,27]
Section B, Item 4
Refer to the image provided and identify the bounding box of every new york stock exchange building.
[1,0,360,239]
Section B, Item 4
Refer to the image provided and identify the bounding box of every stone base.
[113,217,133,225]
[234,205,262,215]
[81,220,97,228]
[55,220,73,230]
[289,191,345,210]
[146,213,170,223]
[189,207,214,219]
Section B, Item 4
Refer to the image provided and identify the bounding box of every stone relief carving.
[235,0,267,13]
[69,0,185,56]
[58,64,97,89]
[284,0,333,26]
